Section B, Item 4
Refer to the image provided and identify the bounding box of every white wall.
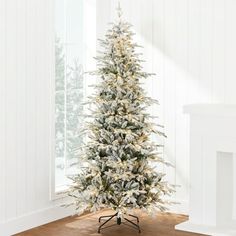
[0,0,74,235]
[97,0,236,214]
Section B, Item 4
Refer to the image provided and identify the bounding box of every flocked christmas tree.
[67,5,174,220]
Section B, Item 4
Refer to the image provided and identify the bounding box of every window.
[54,0,96,192]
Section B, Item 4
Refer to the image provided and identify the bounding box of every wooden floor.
[15,210,207,236]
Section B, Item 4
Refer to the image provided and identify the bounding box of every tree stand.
[98,212,141,233]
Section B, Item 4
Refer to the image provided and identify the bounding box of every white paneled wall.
[0,0,74,235]
[97,0,236,213]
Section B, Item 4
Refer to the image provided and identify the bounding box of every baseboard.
[167,199,189,215]
[0,205,74,236]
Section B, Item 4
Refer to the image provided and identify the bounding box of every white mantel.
[183,104,236,116]
[176,104,236,236]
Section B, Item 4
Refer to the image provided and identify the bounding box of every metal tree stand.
[98,212,141,233]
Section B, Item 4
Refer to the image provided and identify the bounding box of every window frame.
[50,0,97,200]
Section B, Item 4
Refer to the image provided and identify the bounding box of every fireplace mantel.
[176,104,236,236]
[184,104,236,116]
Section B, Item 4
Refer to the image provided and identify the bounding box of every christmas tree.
[67,5,174,219]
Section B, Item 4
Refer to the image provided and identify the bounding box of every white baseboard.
[0,205,74,236]
[167,199,189,215]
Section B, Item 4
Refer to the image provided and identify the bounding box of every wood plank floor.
[15,210,207,236]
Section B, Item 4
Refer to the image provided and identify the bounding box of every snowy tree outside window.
[55,0,91,191]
